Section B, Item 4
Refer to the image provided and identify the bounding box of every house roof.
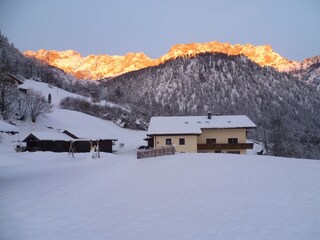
[0,121,19,133]
[23,132,73,141]
[147,115,256,136]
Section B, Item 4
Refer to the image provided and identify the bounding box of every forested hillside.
[288,56,320,88]
[102,53,320,158]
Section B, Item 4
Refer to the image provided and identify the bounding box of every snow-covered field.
[1,147,320,240]
[1,80,320,239]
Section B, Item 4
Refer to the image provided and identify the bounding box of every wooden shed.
[69,139,115,153]
[23,131,117,153]
[63,130,117,153]
[23,132,72,152]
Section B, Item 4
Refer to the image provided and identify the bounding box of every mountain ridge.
[24,41,300,80]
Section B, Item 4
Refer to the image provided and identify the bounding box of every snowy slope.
[20,79,86,107]
[19,79,130,111]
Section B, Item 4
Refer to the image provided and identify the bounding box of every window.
[228,138,238,144]
[206,138,216,144]
[179,138,185,145]
[165,138,172,145]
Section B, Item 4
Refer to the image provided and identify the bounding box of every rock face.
[288,56,320,87]
[160,42,295,69]
[24,41,297,80]
[24,49,155,80]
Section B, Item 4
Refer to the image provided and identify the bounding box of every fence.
[137,146,175,159]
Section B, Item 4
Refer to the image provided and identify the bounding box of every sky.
[0,0,319,61]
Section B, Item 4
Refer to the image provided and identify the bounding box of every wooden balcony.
[197,143,254,151]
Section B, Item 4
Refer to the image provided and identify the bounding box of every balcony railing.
[197,143,254,151]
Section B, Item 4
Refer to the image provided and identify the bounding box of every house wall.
[151,129,250,154]
[25,140,113,153]
[198,128,247,154]
[26,140,70,152]
[198,128,246,144]
[153,135,198,153]
[73,140,113,153]
[98,140,113,153]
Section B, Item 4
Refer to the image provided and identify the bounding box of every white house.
[146,113,256,154]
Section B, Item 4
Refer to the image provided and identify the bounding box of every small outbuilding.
[62,130,117,153]
[23,132,73,152]
[22,130,117,153]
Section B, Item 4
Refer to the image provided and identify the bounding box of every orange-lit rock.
[24,41,297,80]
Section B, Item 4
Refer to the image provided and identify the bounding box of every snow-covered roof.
[147,115,256,135]
[0,121,19,133]
[25,132,73,141]
[62,128,118,140]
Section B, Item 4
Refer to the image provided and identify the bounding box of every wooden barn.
[23,132,72,152]
[68,139,115,153]
[23,131,117,153]
[63,130,117,153]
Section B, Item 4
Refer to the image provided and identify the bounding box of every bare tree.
[26,89,52,122]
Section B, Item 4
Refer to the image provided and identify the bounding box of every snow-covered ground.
[1,80,320,240]
[1,145,320,240]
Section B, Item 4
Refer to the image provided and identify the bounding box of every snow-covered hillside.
[20,79,87,106]
[20,79,130,111]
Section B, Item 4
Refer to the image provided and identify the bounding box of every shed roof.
[62,129,117,140]
[147,115,256,136]
[23,132,73,141]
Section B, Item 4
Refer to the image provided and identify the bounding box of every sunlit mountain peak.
[24,41,297,80]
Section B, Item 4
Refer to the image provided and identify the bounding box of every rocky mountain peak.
[24,41,299,80]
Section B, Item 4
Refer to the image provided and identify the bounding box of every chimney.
[207,111,212,120]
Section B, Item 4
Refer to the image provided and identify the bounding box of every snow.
[1,148,320,240]
[44,109,120,140]
[19,79,128,111]
[0,120,19,133]
[147,115,256,135]
[23,131,73,141]
[1,79,319,240]
[19,79,85,107]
